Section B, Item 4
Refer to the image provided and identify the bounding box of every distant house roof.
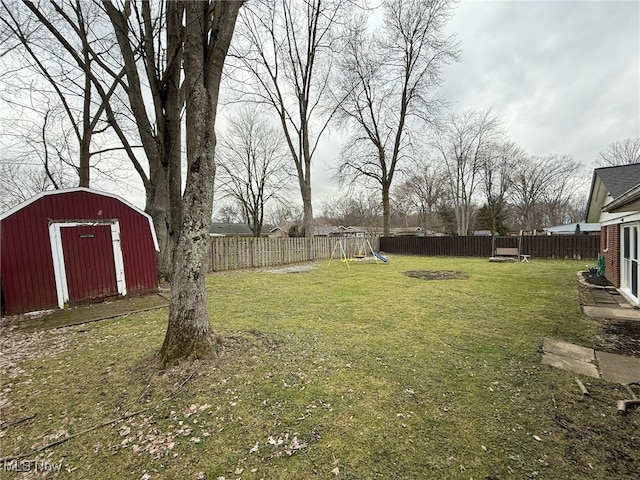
[586,164,640,222]
[314,225,368,236]
[390,227,424,237]
[543,223,601,235]
[472,230,492,236]
[209,223,254,236]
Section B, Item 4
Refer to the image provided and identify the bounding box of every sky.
[1,0,639,214]
[311,0,640,207]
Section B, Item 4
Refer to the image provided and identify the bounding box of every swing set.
[328,237,389,268]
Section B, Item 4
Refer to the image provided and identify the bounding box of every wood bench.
[489,247,520,262]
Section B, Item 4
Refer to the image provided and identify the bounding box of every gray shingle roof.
[209,223,253,235]
[595,163,640,199]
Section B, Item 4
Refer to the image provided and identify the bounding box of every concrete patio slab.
[581,305,640,321]
[596,351,640,385]
[590,290,619,304]
[542,337,595,362]
[541,352,600,378]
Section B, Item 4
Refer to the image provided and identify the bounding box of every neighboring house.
[472,230,493,236]
[313,225,368,237]
[585,163,640,304]
[209,223,255,237]
[0,188,159,316]
[391,227,425,237]
[268,226,289,237]
[543,223,601,236]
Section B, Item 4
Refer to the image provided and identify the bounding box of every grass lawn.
[1,256,638,479]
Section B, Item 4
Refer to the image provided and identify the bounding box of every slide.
[374,252,389,263]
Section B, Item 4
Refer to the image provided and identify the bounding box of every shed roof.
[0,187,159,251]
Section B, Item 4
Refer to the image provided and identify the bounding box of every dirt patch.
[403,270,469,281]
[268,266,315,274]
[595,319,640,357]
[553,408,639,478]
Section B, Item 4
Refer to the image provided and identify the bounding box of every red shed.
[1,188,159,315]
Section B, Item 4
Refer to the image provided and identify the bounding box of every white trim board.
[48,221,127,309]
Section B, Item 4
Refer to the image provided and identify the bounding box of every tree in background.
[510,154,582,231]
[232,0,348,240]
[0,102,76,211]
[595,137,640,167]
[479,141,523,234]
[433,109,504,235]
[320,191,382,231]
[394,161,448,232]
[0,0,122,189]
[336,0,459,236]
[216,108,292,236]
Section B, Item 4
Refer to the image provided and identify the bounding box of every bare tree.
[480,141,524,234]
[0,99,78,210]
[102,0,185,283]
[394,160,447,231]
[1,0,182,281]
[433,109,503,235]
[336,0,459,236]
[510,154,583,231]
[0,0,121,187]
[159,0,243,367]
[0,160,71,212]
[216,108,292,236]
[212,203,244,224]
[320,191,382,231]
[232,0,348,239]
[595,137,640,167]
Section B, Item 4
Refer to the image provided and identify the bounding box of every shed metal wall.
[0,189,158,315]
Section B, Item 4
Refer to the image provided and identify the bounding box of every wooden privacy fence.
[208,236,381,272]
[380,235,601,260]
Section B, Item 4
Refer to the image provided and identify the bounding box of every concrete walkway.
[541,278,640,385]
[542,337,640,384]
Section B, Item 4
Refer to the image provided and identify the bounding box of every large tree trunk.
[146,177,173,284]
[160,0,243,367]
[164,0,184,273]
[382,183,391,237]
[300,176,314,259]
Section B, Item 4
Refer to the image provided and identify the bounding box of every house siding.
[602,224,620,287]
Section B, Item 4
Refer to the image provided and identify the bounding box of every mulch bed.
[581,271,614,287]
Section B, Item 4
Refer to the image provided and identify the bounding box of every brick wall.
[602,224,620,287]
